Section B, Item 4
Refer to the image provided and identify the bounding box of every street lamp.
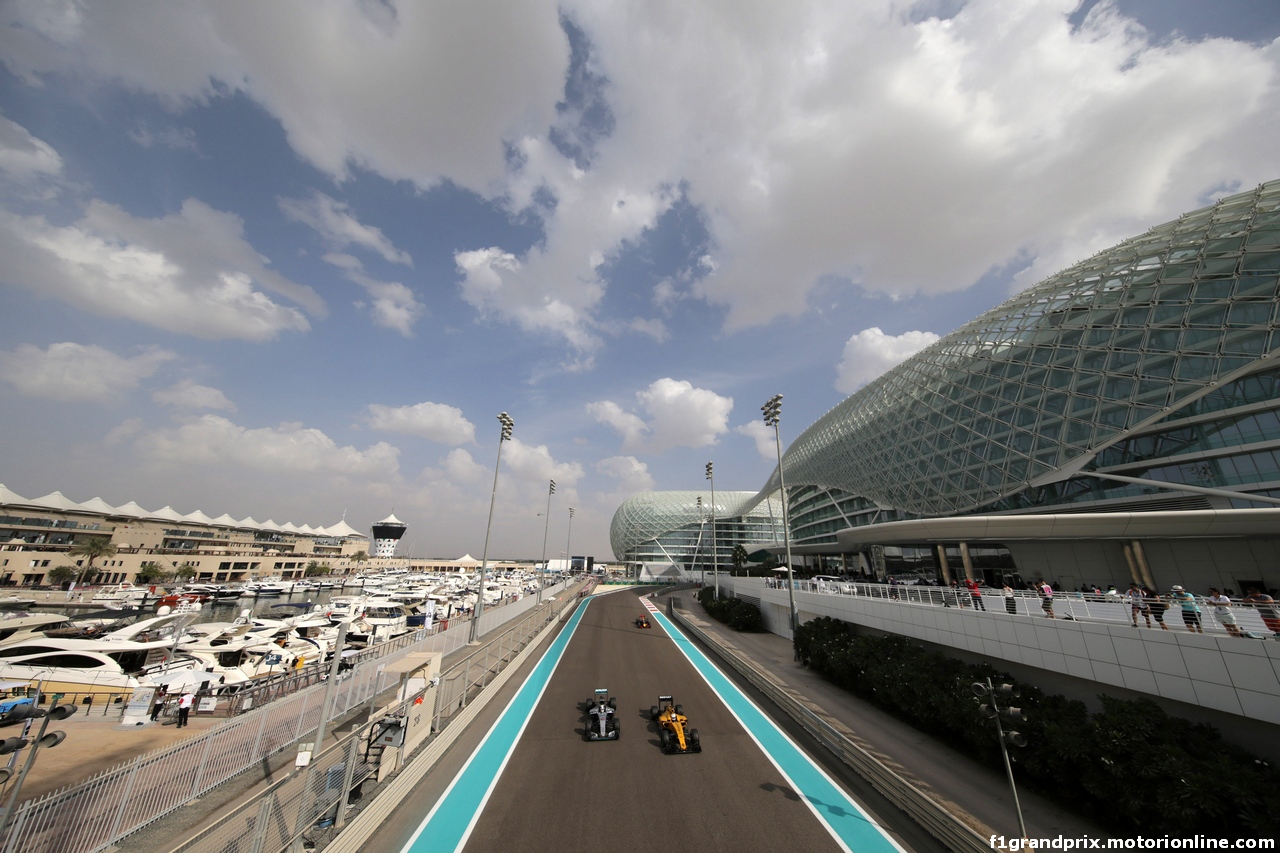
[706,462,717,599]
[762,394,797,633]
[973,679,1029,841]
[538,480,555,604]
[0,699,77,839]
[565,507,575,579]
[470,412,514,644]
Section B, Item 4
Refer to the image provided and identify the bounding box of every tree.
[68,536,118,586]
[348,550,368,575]
[732,545,748,574]
[173,562,197,582]
[48,565,78,587]
[304,560,329,577]
[135,562,168,584]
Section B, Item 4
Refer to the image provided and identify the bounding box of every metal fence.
[173,587,581,853]
[0,582,567,853]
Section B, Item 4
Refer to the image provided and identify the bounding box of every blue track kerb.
[650,605,906,853]
[401,599,591,853]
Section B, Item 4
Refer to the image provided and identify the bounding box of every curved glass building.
[614,180,1280,591]
[611,491,784,580]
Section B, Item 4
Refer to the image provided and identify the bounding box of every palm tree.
[732,545,748,574]
[68,536,117,586]
[348,550,368,576]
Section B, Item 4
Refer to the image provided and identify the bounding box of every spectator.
[177,691,194,728]
[1171,586,1202,633]
[964,577,985,611]
[1144,586,1168,630]
[1206,588,1242,637]
[1037,579,1055,618]
[1243,588,1280,637]
[1002,581,1017,615]
[1127,582,1151,628]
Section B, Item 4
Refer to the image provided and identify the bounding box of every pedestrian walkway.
[670,589,1107,841]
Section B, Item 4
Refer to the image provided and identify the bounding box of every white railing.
[764,579,1278,637]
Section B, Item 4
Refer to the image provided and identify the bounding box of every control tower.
[371,512,407,558]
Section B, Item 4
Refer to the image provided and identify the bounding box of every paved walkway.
[670,589,1108,841]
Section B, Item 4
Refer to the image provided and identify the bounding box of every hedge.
[697,587,765,632]
[793,616,1279,837]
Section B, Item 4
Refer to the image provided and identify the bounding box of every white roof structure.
[113,501,151,518]
[0,485,368,541]
[29,491,88,512]
[454,554,481,566]
[377,512,404,525]
[0,485,29,505]
[321,519,366,538]
[78,497,119,515]
[146,505,188,523]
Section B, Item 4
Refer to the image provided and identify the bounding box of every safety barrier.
[0,581,568,853]
[668,600,990,853]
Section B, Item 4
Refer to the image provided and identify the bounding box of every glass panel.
[1175,355,1217,381]
[1180,329,1220,353]
[1227,301,1272,326]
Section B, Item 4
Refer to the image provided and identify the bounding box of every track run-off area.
[368,588,920,853]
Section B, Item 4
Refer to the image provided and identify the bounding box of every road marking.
[399,600,590,853]
[651,605,908,853]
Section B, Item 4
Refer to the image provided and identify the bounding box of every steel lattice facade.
[613,181,1280,586]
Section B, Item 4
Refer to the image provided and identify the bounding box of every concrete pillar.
[1131,540,1156,589]
[936,545,953,585]
[1121,543,1141,586]
[959,542,975,582]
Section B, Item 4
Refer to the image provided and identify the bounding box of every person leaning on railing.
[1170,585,1202,633]
[1243,587,1280,637]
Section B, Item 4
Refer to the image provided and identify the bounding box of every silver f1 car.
[584,688,619,741]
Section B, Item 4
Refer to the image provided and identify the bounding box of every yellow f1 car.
[650,695,700,753]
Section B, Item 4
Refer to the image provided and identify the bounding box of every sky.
[1,0,1278,563]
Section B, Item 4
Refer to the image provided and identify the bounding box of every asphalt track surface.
[365,589,935,853]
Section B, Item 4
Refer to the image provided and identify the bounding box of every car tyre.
[608,697,617,710]
[688,728,700,748]
[675,704,683,716]
[659,729,671,751]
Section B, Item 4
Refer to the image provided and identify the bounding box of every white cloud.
[0,342,173,402]
[585,400,648,449]
[734,420,778,462]
[128,121,199,152]
[4,1,1278,353]
[152,379,236,411]
[365,401,475,445]
[324,253,424,336]
[502,437,584,488]
[440,448,486,485]
[130,414,400,476]
[0,199,320,340]
[589,378,732,452]
[835,327,941,393]
[282,191,411,266]
[595,455,655,493]
[0,1,568,190]
[0,114,63,181]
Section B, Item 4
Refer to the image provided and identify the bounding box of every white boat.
[0,612,74,647]
[0,612,200,698]
[90,583,153,610]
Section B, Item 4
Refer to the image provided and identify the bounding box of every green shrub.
[793,617,1279,836]
[697,588,765,631]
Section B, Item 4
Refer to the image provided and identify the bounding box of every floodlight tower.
[762,394,797,633]
[470,412,513,644]
[706,461,717,598]
[538,480,555,604]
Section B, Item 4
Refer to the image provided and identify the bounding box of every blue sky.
[1,0,1278,561]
